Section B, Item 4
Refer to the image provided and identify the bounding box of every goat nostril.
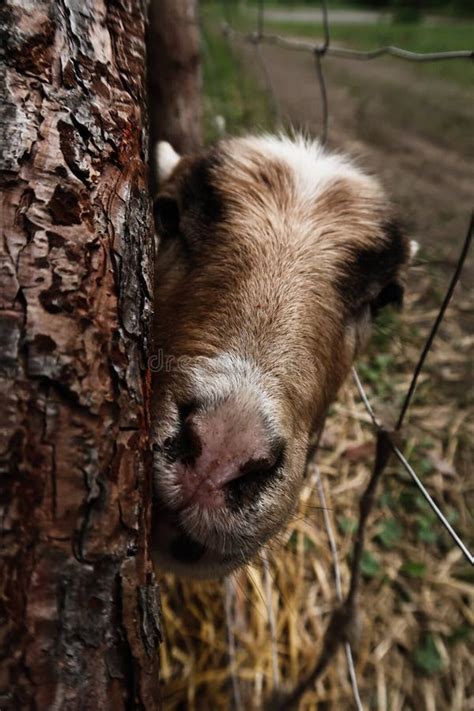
[238,438,285,481]
[163,420,202,465]
[225,438,286,510]
[180,421,202,465]
[238,457,274,479]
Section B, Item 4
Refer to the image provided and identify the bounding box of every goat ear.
[155,141,181,183]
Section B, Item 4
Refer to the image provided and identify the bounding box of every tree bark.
[148,0,202,166]
[0,1,161,708]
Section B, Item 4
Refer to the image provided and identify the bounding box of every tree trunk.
[0,1,161,708]
[148,0,202,167]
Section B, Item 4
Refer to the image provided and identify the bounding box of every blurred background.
[158,2,473,708]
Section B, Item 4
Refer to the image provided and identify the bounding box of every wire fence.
[215,2,474,708]
[221,0,474,145]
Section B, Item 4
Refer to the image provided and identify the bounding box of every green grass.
[201,18,274,143]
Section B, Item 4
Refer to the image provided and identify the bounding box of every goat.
[150,134,411,579]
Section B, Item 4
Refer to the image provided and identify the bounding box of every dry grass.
[158,263,473,709]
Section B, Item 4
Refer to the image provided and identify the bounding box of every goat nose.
[170,397,284,509]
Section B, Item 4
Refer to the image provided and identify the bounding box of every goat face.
[150,135,410,579]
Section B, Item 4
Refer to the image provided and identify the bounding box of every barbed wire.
[218,1,473,707]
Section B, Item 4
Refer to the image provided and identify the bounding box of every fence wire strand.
[396,212,474,430]
[313,464,364,710]
[352,365,474,568]
[262,551,281,690]
[218,0,473,707]
[228,29,473,62]
[224,576,244,711]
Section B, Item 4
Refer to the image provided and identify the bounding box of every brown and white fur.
[150,134,411,579]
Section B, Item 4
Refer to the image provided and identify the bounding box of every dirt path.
[240,41,473,266]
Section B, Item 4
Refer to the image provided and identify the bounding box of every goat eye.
[370,281,404,318]
[154,196,180,237]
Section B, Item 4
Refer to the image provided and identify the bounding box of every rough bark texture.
[0,1,161,708]
[148,0,202,171]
